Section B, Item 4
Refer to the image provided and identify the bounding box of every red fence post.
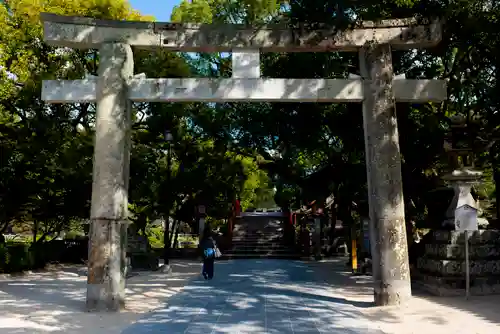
[235,199,241,217]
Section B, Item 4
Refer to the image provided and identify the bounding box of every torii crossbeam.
[41,13,441,51]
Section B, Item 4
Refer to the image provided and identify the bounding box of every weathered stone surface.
[415,229,500,296]
[231,50,260,78]
[42,78,447,103]
[424,244,500,259]
[90,43,133,220]
[127,234,149,254]
[360,43,411,306]
[86,43,133,312]
[432,230,500,245]
[86,219,127,311]
[414,273,500,296]
[41,12,442,51]
[417,258,500,276]
[126,234,159,271]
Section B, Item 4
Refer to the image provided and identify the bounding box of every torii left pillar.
[86,43,133,311]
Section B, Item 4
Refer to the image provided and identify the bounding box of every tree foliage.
[171,0,500,223]
[1,0,500,248]
[0,0,273,243]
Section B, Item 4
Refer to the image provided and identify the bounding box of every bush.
[1,243,35,273]
[0,244,8,272]
[129,253,159,270]
[0,238,90,274]
[0,242,38,273]
[30,243,52,269]
[64,231,85,240]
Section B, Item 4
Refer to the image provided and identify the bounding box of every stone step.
[230,245,288,250]
[232,236,281,241]
[231,240,282,243]
[231,240,284,244]
[232,234,281,237]
[232,231,282,236]
[234,225,283,228]
[233,230,282,233]
[229,249,291,254]
[412,272,500,296]
[424,230,500,245]
[225,218,293,259]
[231,242,284,247]
[234,226,282,229]
[417,257,500,276]
[234,223,282,226]
[233,227,283,231]
[232,231,281,235]
[232,233,282,236]
[220,253,300,260]
[424,244,500,260]
[231,243,288,248]
[231,246,286,250]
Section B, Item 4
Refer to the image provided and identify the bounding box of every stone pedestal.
[86,43,133,312]
[414,168,497,295]
[415,230,500,296]
[127,233,159,271]
[199,217,205,241]
[360,43,411,306]
[313,217,322,260]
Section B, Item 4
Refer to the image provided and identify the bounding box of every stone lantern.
[312,205,324,260]
[442,113,488,228]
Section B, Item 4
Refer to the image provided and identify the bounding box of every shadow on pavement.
[2,258,499,333]
[121,259,383,334]
[320,259,500,333]
[0,260,203,334]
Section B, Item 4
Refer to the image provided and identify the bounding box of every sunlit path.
[1,259,499,333]
[122,259,381,334]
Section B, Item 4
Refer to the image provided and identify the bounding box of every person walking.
[200,227,219,280]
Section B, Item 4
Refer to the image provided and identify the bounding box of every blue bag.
[204,248,215,258]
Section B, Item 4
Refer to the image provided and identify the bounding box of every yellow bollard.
[351,227,358,273]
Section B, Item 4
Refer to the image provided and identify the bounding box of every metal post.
[198,205,206,243]
[163,130,173,268]
[465,230,470,299]
[351,225,358,273]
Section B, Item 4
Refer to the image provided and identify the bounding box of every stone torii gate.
[40,13,446,310]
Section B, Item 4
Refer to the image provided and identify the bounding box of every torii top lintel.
[40,13,442,52]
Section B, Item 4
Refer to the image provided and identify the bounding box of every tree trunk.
[328,202,337,248]
[33,220,38,244]
[169,220,177,247]
[163,218,170,265]
[173,223,180,249]
[489,145,500,224]
[495,170,500,222]
[0,223,7,245]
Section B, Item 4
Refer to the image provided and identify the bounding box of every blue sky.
[129,0,181,21]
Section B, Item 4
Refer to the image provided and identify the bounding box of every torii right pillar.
[359,39,437,306]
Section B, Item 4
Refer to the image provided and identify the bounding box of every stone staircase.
[222,216,299,259]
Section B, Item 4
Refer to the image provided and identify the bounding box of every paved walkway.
[122,259,382,334]
[1,259,499,333]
